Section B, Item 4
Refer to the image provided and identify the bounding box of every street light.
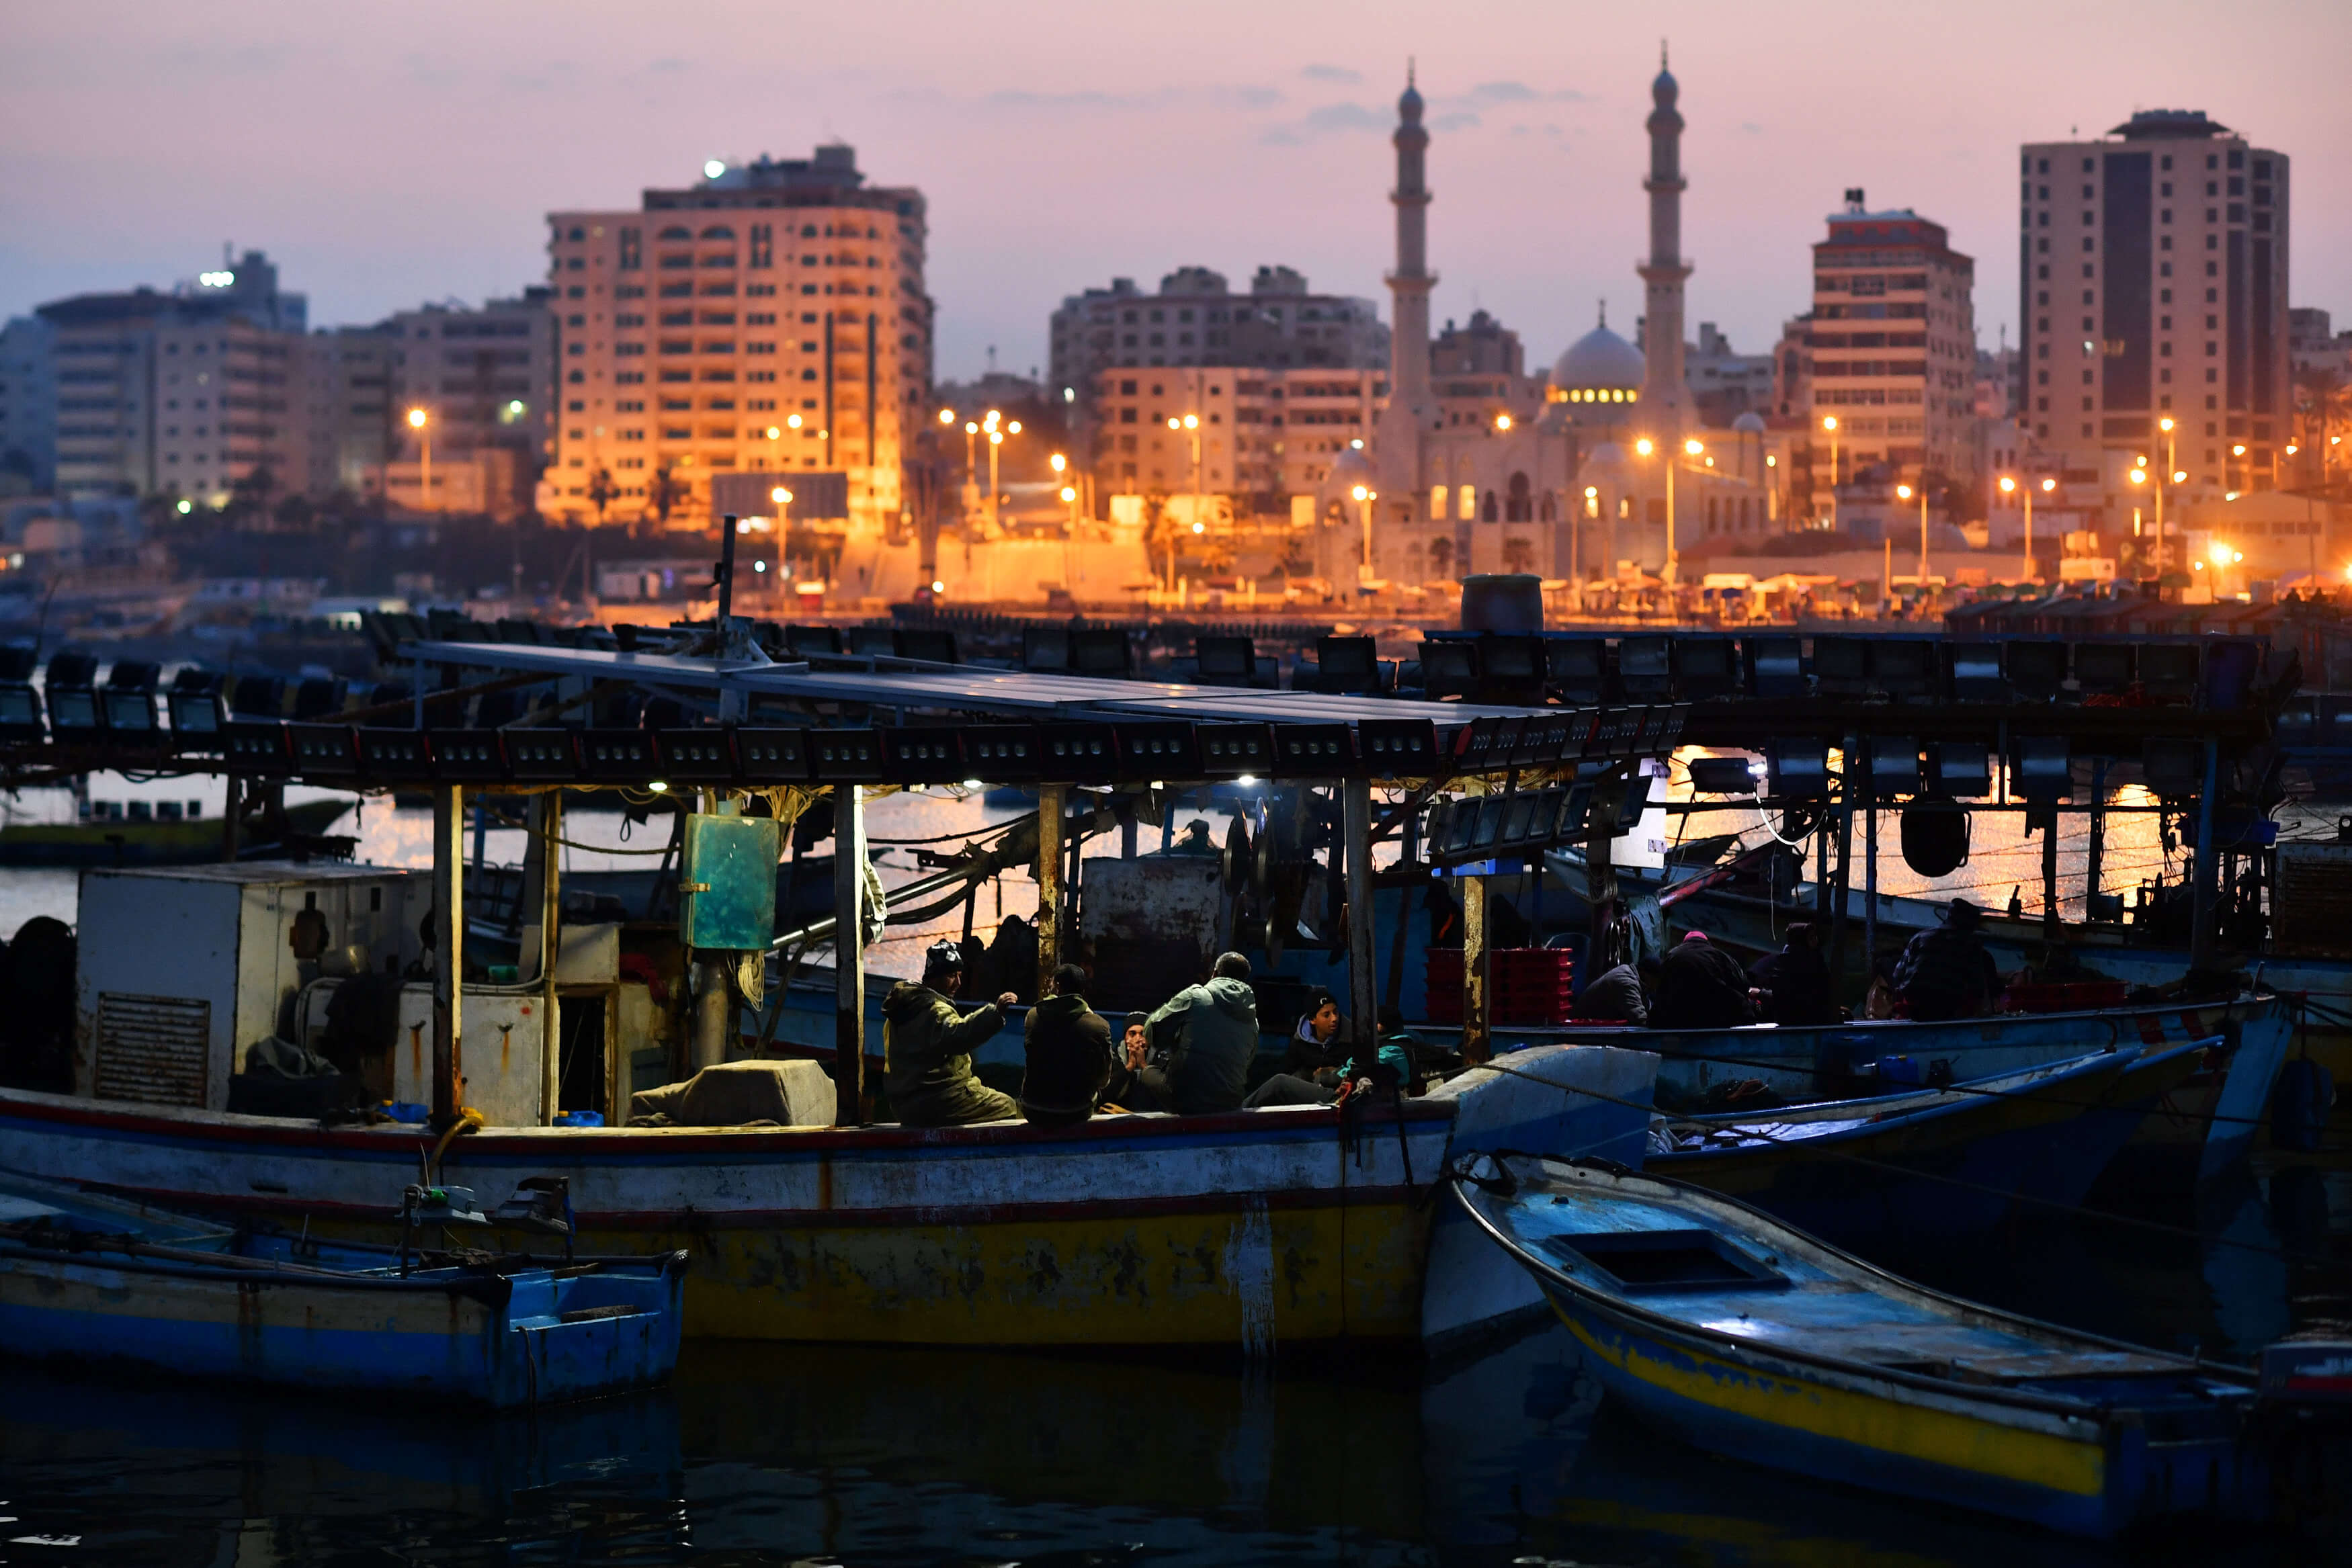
[1820,415,1841,529]
[1896,480,1929,595]
[1350,482,1378,584]
[2155,416,2177,572]
[1495,413,1513,432]
[405,406,432,513]
[1633,436,1698,584]
[769,486,793,590]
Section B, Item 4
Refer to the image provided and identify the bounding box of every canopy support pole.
[833,784,866,1125]
[431,785,466,1127]
[1343,780,1377,1064]
[1036,782,1066,1000]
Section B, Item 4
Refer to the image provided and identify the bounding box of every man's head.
[1681,929,1711,945]
[1786,920,1817,951]
[1943,898,1983,931]
[1123,1010,1148,1052]
[1636,956,1663,989]
[923,939,964,995]
[1051,962,1087,998]
[1212,951,1251,982]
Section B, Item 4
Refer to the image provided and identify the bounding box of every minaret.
[1637,44,1692,434]
[1386,65,1435,429]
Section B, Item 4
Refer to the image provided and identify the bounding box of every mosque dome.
[1581,441,1630,484]
[1398,77,1424,124]
[1325,443,1373,491]
[1549,313,1646,407]
[1732,410,1767,434]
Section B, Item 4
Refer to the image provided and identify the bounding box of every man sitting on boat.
[1104,953,1261,1115]
[1018,963,1112,1129]
[1650,931,1754,1030]
[883,940,1023,1126]
[1749,921,1838,1027]
[1574,957,1655,1026]
[1891,898,2003,1022]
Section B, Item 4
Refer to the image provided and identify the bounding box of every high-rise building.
[2019,110,2290,511]
[294,324,396,500]
[0,316,58,493]
[540,144,932,531]
[1804,195,1977,484]
[380,291,554,518]
[1087,365,1384,510]
[34,253,308,504]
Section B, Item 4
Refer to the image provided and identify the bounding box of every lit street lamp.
[769,486,793,591]
[1350,482,1378,584]
[1895,480,1929,597]
[1632,435,1701,584]
[1820,415,1840,529]
[405,406,432,513]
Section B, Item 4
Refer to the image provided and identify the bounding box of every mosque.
[1324,52,1779,592]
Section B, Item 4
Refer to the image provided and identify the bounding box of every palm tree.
[587,467,616,525]
[1428,535,1455,578]
[648,465,681,527]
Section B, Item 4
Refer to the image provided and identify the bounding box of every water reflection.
[6,1258,2345,1568]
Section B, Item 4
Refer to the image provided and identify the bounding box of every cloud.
[1446,80,1587,108]
[1431,112,1481,132]
[1302,64,1362,84]
[981,83,1283,114]
[1259,100,1389,144]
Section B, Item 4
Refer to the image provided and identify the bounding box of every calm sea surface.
[2,773,2347,1561]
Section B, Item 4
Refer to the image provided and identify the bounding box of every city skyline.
[4,0,2348,383]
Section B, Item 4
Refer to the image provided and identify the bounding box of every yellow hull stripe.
[575,1200,1429,1344]
[1559,1309,2107,1497]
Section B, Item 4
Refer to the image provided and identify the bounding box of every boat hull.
[1539,1286,2257,1538]
[1650,1047,2185,1239]
[0,1044,1658,1348]
[0,1250,684,1409]
[0,799,352,866]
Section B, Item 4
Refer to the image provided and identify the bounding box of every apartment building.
[2019,110,2290,513]
[1804,195,1978,486]
[1050,266,1386,443]
[1089,365,1385,511]
[540,144,931,531]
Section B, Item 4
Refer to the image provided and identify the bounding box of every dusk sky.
[5,0,2347,382]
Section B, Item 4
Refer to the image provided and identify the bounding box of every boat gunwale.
[1449,1156,2249,1424]
[1652,1045,2139,1148]
[0,1080,1453,1158]
[0,1238,686,1299]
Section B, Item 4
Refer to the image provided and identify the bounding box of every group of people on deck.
[881,939,1409,1130]
[882,894,2003,1128]
[1571,898,2001,1029]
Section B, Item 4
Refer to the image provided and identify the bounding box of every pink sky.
[4,0,2347,380]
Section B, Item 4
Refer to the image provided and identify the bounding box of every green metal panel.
[677,813,782,949]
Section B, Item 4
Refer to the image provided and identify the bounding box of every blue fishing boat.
[1647,1040,2210,1242]
[0,1172,686,1409]
[1452,1153,2294,1538]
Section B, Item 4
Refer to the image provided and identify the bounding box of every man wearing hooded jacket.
[1104,951,1261,1115]
[883,939,1020,1126]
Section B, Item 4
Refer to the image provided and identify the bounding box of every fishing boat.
[0,1170,686,1408]
[1451,1153,2294,1538]
[0,797,352,867]
[0,1043,1659,1349]
[1572,990,2289,1184]
[1646,1040,2209,1241]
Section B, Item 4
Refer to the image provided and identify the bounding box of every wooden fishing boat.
[1452,1153,2289,1538]
[0,1043,1659,1350]
[0,1172,685,1408]
[1647,1040,2209,1240]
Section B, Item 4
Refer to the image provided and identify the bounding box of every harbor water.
[1,775,2347,1561]
[0,1160,2343,1565]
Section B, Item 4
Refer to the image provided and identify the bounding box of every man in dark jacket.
[1019,963,1111,1128]
[1650,930,1755,1030]
[1750,921,1837,1026]
[1574,959,1652,1025]
[1894,899,2002,1021]
[883,940,1020,1126]
[1131,952,1260,1115]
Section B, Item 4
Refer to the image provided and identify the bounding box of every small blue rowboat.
[0,1174,685,1409]
[1646,1040,2211,1243]
[1451,1153,2288,1538]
